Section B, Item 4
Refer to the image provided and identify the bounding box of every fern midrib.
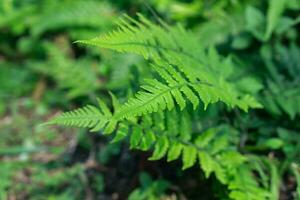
[52,114,106,125]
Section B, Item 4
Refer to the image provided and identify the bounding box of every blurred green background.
[0,0,300,199]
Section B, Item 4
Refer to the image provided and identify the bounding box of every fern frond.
[229,164,271,200]
[47,99,268,200]
[77,14,233,81]
[47,105,105,128]
[78,15,262,114]
[47,98,117,134]
[46,14,267,200]
[77,13,201,62]
[126,118,270,200]
[111,60,260,121]
[147,124,270,200]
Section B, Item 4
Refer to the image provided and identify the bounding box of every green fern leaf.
[167,141,183,162]
[47,98,117,134]
[149,136,169,160]
[198,151,215,178]
[111,123,128,143]
[182,146,197,170]
[265,0,287,40]
[46,105,108,130]
[130,127,143,149]
[229,165,270,200]
[139,130,156,151]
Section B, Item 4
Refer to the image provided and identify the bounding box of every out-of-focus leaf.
[265,0,287,40]
[245,6,265,41]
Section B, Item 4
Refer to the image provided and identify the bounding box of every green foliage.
[292,164,300,199]
[47,14,269,199]
[260,43,300,119]
[47,0,300,195]
[78,14,261,110]
[1,0,300,199]
[29,43,101,99]
[31,0,115,38]
[47,96,120,134]
[49,15,262,132]
[128,172,170,200]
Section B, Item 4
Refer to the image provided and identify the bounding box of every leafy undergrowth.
[0,105,298,199]
[0,100,216,199]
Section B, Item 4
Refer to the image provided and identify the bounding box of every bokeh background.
[0,0,299,199]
